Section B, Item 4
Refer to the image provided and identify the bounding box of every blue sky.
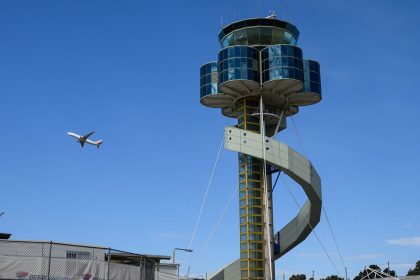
[0,0,419,279]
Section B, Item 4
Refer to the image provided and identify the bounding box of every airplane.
[67,131,103,148]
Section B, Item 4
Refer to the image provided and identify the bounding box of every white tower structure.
[200,16,323,280]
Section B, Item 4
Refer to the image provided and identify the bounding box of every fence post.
[107,248,111,280]
[47,241,52,280]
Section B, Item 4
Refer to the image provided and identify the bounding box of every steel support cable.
[190,185,238,274]
[184,115,236,272]
[322,206,346,269]
[279,175,342,278]
[290,115,306,156]
[290,115,348,272]
[269,171,281,199]
[184,136,224,268]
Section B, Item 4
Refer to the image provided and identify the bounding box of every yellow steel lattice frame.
[237,98,265,280]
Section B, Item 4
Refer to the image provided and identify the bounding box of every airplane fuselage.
[67,131,103,148]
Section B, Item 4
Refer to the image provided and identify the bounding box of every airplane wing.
[82,131,96,139]
[79,141,85,148]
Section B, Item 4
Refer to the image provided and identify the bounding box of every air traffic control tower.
[200,15,323,280]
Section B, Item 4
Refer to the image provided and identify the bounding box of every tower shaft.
[237,98,275,280]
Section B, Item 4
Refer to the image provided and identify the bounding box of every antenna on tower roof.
[266,10,277,19]
[233,0,236,21]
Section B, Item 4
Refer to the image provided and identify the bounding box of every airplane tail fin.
[96,140,103,148]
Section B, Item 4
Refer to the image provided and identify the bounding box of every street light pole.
[172,248,193,264]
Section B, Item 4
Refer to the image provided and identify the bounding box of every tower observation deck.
[200,16,323,280]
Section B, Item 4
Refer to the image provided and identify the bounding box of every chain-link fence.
[0,240,161,280]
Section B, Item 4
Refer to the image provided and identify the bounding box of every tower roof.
[218,18,300,48]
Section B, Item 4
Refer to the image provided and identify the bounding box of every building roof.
[159,262,180,268]
[0,239,108,249]
[0,239,171,261]
[383,277,420,280]
[109,252,171,262]
[218,17,299,42]
[0,233,11,239]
